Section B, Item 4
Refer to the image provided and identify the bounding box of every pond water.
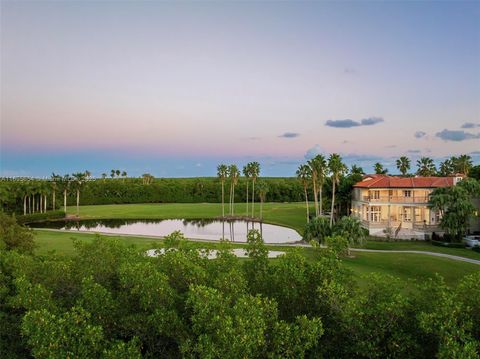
[33,218,302,244]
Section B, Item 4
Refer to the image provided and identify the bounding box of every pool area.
[33,218,303,244]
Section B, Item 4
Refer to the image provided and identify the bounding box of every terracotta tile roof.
[353,175,455,188]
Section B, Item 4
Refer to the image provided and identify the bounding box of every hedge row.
[16,211,65,225]
[431,240,466,248]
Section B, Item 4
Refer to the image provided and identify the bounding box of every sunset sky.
[1,1,479,177]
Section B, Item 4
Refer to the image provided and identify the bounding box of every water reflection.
[33,218,301,244]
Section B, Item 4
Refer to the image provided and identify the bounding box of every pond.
[33,218,302,244]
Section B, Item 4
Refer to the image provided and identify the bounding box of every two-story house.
[351,174,463,239]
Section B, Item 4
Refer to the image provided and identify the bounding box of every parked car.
[463,235,480,248]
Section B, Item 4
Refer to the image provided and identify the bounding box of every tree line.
[374,154,474,176]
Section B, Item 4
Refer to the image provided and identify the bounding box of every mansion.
[351,174,464,239]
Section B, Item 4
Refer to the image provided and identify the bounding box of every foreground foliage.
[0,218,479,358]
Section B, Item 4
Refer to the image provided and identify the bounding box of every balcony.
[361,196,429,203]
[413,223,441,231]
[360,219,440,232]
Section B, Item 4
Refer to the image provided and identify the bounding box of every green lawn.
[33,229,478,288]
[64,202,310,234]
[343,252,479,286]
[60,203,480,260]
[355,239,480,260]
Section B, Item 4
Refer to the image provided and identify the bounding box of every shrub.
[0,213,35,254]
[303,217,331,243]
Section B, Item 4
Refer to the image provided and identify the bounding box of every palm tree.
[84,170,91,179]
[142,173,154,185]
[20,181,29,215]
[374,162,388,175]
[101,173,107,182]
[250,162,260,218]
[39,181,49,213]
[51,173,63,211]
[310,155,327,216]
[296,164,312,223]
[61,174,72,214]
[350,165,365,176]
[242,164,252,217]
[71,172,86,216]
[439,159,455,176]
[121,171,127,182]
[256,181,268,221]
[416,157,436,176]
[328,153,347,227]
[115,169,121,178]
[110,169,115,178]
[228,164,240,216]
[454,154,473,176]
[217,164,228,218]
[307,159,319,217]
[396,156,410,176]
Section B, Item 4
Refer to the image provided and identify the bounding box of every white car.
[464,235,480,248]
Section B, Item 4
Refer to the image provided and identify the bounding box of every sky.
[1,1,479,178]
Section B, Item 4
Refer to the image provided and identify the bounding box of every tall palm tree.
[20,181,28,214]
[296,164,312,223]
[416,157,436,176]
[101,173,107,182]
[121,171,127,182]
[115,169,121,178]
[39,181,49,213]
[256,181,268,221]
[314,155,327,216]
[51,173,62,211]
[72,172,87,216]
[61,174,72,214]
[374,162,388,175]
[439,159,455,176]
[242,163,252,217]
[454,154,473,176]
[250,162,260,218]
[328,153,347,227]
[217,164,228,218]
[396,156,410,176]
[110,169,115,178]
[307,158,319,217]
[228,164,240,216]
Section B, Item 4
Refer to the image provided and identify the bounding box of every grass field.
[60,203,480,260]
[33,229,479,287]
[357,239,480,260]
[29,203,479,287]
[64,202,310,233]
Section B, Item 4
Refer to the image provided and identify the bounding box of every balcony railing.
[360,196,429,203]
[360,219,440,232]
[413,223,441,231]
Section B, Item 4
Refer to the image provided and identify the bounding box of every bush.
[17,211,65,225]
[0,213,35,253]
[303,217,331,243]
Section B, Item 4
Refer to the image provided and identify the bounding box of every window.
[404,190,412,198]
[369,206,381,222]
[370,190,380,199]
